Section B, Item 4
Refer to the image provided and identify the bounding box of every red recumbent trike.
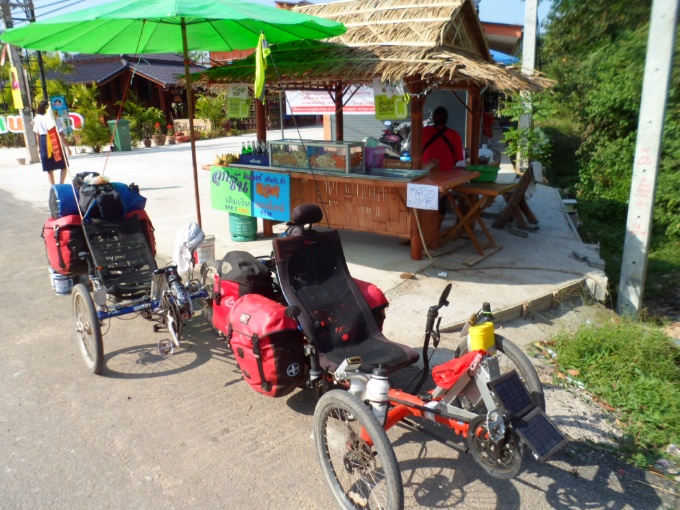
[200,204,566,509]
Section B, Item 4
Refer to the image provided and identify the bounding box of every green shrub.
[195,92,227,138]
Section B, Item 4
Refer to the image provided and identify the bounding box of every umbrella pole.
[181,18,202,228]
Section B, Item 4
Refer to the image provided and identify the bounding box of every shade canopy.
[0,0,346,54]
[1,0,346,227]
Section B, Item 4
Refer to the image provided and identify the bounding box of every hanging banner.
[251,171,290,221]
[10,67,23,110]
[0,112,84,134]
[285,87,375,115]
[210,166,252,215]
[372,78,409,121]
[50,95,71,135]
[226,83,252,119]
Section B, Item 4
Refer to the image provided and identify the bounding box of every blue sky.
[29,0,553,25]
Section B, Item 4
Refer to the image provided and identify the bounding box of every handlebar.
[413,284,451,394]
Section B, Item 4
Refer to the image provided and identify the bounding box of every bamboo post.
[334,83,344,141]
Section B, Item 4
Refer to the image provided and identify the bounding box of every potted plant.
[141,121,153,147]
[166,124,176,144]
[152,122,166,146]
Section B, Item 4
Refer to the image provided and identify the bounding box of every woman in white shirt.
[33,100,70,185]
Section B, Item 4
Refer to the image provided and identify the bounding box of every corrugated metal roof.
[48,53,206,87]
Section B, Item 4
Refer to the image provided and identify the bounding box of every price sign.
[407,183,438,210]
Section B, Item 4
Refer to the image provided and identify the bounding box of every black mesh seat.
[83,216,157,300]
[274,229,419,374]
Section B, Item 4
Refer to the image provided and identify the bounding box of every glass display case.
[269,139,364,173]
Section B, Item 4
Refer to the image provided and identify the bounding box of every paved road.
[1,187,677,509]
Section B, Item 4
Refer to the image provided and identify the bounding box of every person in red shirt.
[422,107,465,171]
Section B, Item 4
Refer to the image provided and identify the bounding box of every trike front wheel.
[72,283,103,374]
[314,390,403,510]
[457,334,545,411]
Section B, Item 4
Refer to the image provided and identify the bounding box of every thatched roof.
[296,0,488,57]
[194,0,553,93]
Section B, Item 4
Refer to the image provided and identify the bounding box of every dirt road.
[1,188,676,509]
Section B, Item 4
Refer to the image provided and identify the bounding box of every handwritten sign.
[407,183,438,210]
[210,166,252,215]
[252,171,290,221]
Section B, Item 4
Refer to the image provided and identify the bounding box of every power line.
[34,0,79,10]
[35,0,86,18]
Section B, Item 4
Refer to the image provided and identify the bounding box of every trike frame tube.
[96,290,207,321]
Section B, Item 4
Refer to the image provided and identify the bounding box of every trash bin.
[229,213,257,242]
[108,119,132,152]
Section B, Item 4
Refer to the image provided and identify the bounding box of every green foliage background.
[542,0,680,304]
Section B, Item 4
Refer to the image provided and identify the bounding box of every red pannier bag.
[228,293,305,397]
[125,210,156,256]
[212,251,274,337]
[42,215,88,275]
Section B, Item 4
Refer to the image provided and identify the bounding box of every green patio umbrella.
[1,0,346,227]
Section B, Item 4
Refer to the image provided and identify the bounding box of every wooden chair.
[492,168,539,233]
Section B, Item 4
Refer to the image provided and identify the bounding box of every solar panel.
[512,407,568,461]
[487,370,534,417]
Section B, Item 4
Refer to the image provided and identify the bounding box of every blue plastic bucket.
[53,273,75,295]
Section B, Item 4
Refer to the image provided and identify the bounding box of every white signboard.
[407,183,438,210]
[285,86,375,115]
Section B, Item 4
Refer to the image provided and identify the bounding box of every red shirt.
[422,126,464,171]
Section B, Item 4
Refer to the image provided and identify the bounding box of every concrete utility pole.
[517,0,538,170]
[617,0,679,317]
[1,0,39,163]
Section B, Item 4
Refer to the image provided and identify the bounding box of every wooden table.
[408,170,480,259]
[228,164,478,261]
[443,181,519,266]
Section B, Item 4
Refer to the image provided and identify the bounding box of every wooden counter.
[225,164,478,260]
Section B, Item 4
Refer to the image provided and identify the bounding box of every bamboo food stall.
[195,0,552,260]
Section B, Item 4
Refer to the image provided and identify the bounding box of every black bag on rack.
[79,183,124,221]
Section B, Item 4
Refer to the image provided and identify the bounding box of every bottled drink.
[241,142,246,155]
[245,141,252,155]
[365,365,389,425]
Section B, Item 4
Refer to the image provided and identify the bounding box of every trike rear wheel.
[457,334,545,411]
[314,390,403,510]
[72,283,103,374]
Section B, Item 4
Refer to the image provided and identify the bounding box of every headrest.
[289,204,323,226]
